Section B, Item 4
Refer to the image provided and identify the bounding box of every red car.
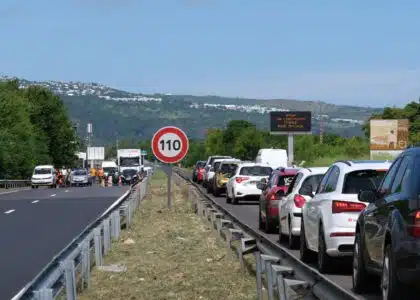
[192,161,206,183]
[257,168,299,233]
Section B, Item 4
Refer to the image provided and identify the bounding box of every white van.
[255,149,288,169]
[31,165,56,189]
[102,160,118,177]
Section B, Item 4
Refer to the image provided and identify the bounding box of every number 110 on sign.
[152,126,189,164]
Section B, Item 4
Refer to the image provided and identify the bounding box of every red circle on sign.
[151,126,189,164]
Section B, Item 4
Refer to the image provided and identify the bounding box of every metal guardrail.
[11,177,150,300]
[0,180,30,189]
[174,168,358,300]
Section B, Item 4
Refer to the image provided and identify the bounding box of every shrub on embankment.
[0,80,79,179]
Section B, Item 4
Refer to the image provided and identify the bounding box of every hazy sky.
[1,0,419,107]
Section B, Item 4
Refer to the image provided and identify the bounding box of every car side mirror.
[300,185,313,197]
[358,190,377,203]
[276,190,286,197]
[256,182,266,190]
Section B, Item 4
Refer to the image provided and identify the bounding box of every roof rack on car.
[335,160,351,166]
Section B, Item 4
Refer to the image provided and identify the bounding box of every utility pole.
[87,122,93,168]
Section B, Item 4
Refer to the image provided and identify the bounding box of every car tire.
[213,186,220,197]
[318,223,332,273]
[258,206,264,230]
[382,244,407,300]
[288,217,298,249]
[353,232,374,293]
[226,189,231,203]
[278,219,284,243]
[232,192,238,205]
[264,208,275,233]
[300,220,316,263]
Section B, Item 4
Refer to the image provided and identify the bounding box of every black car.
[121,169,138,185]
[353,147,420,299]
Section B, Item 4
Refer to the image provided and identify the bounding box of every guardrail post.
[33,288,54,300]
[216,219,233,238]
[238,238,257,269]
[259,254,281,300]
[125,201,132,226]
[210,212,223,229]
[80,240,91,289]
[110,211,120,240]
[283,279,310,299]
[271,265,294,300]
[103,218,111,254]
[255,252,263,300]
[94,227,103,266]
[62,259,77,300]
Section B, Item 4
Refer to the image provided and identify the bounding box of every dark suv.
[353,147,420,299]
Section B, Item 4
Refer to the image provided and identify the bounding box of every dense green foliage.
[0,80,79,179]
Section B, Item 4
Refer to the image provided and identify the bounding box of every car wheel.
[288,217,298,249]
[232,192,238,205]
[264,208,275,233]
[278,218,284,243]
[382,244,406,300]
[258,206,264,230]
[353,232,374,293]
[300,221,316,263]
[318,223,332,273]
[213,186,220,197]
[206,183,212,193]
[226,189,231,203]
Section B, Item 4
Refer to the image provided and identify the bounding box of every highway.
[180,170,382,300]
[0,185,130,300]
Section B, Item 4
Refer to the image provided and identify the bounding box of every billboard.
[370,119,409,150]
[370,119,409,160]
[270,111,312,134]
[87,147,105,160]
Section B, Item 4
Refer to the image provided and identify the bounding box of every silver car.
[70,168,92,187]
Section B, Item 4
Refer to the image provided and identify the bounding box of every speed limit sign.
[151,126,189,164]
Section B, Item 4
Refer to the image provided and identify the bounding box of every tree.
[24,86,78,167]
[233,127,263,160]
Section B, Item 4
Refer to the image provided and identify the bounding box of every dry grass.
[79,170,257,300]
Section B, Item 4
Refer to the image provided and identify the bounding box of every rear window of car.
[213,162,222,170]
[342,169,387,194]
[196,161,206,168]
[240,166,272,176]
[278,175,295,186]
[220,163,238,173]
[299,174,324,194]
[209,157,230,165]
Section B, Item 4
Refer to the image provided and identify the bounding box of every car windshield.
[299,174,324,193]
[278,175,295,186]
[73,170,87,176]
[220,163,237,173]
[240,166,272,176]
[120,157,140,166]
[209,157,230,165]
[34,168,51,175]
[123,169,137,176]
[103,167,117,173]
[342,170,387,194]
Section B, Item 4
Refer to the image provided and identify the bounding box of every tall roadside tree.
[24,85,78,167]
[0,82,51,178]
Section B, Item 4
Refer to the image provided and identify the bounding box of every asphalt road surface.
[0,185,130,300]
[181,170,381,300]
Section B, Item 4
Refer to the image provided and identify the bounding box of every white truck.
[117,149,143,173]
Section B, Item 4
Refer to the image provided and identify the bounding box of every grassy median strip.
[79,170,257,300]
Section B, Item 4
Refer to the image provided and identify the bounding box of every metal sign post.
[151,126,189,209]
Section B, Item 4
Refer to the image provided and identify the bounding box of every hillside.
[1,75,382,144]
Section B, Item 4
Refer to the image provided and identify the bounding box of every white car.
[279,167,328,249]
[300,160,391,273]
[226,163,273,204]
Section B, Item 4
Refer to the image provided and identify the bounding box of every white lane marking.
[64,190,69,192]
[50,194,56,197]
[31,200,39,204]
[0,188,29,195]
[4,209,15,214]
[99,189,131,218]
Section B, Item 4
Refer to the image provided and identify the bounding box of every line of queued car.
[193,147,420,299]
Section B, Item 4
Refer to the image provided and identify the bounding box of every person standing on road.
[98,167,105,187]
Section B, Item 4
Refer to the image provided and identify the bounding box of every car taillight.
[331,200,366,214]
[407,211,420,237]
[199,168,205,173]
[270,194,277,200]
[236,176,249,183]
[293,194,306,208]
